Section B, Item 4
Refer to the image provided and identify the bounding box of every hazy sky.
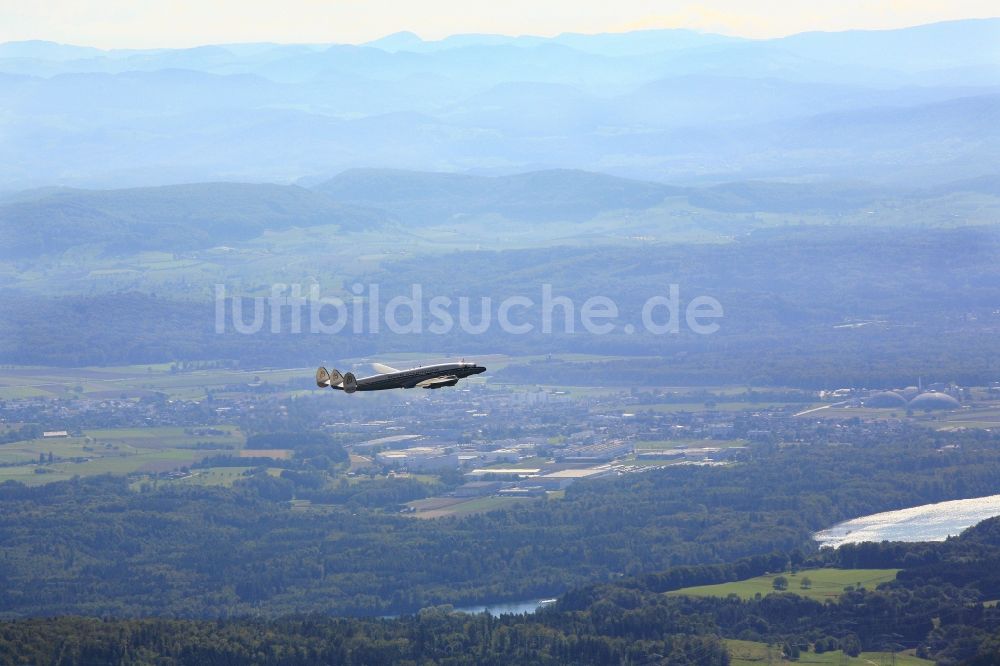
[1,0,997,48]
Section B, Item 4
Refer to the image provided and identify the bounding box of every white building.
[376,446,459,471]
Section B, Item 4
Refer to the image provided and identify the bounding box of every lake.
[452,598,556,616]
[380,598,556,620]
[815,494,1000,548]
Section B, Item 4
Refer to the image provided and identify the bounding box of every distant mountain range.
[0,19,998,191]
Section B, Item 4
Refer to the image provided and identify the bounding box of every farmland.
[0,425,244,485]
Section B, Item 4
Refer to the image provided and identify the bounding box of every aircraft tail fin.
[316,367,344,388]
[343,372,358,394]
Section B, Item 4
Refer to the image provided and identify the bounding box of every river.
[814,494,1000,548]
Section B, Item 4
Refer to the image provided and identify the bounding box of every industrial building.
[376,446,459,471]
[557,440,632,463]
[532,467,616,490]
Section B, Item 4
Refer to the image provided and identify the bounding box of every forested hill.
[314,167,1000,223]
[313,168,686,225]
[0,182,390,258]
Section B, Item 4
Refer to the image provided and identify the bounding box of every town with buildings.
[1,363,996,516]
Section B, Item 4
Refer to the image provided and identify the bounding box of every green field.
[0,426,244,485]
[795,406,908,421]
[935,405,1000,430]
[86,425,243,447]
[727,639,931,665]
[173,466,255,487]
[671,568,899,603]
[0,448,208,486]
[0,365,312,401]
[411,495,535,519]
[434,496,534,517]
[0,465,77,485]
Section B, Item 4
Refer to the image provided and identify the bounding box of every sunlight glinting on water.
[814,494,1000,548]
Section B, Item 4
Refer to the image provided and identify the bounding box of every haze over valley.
[2,13,1000,665]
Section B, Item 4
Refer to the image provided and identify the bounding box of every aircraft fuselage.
[317,362,486,393]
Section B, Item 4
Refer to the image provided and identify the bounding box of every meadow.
[726,639,931,666]
[408,495,534,519]
[0,425,245,486]
[0,364,310,401]
[671,568,900,603]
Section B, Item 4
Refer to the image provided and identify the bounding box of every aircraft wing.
[416,375,459,389]
[372,362,401,374]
